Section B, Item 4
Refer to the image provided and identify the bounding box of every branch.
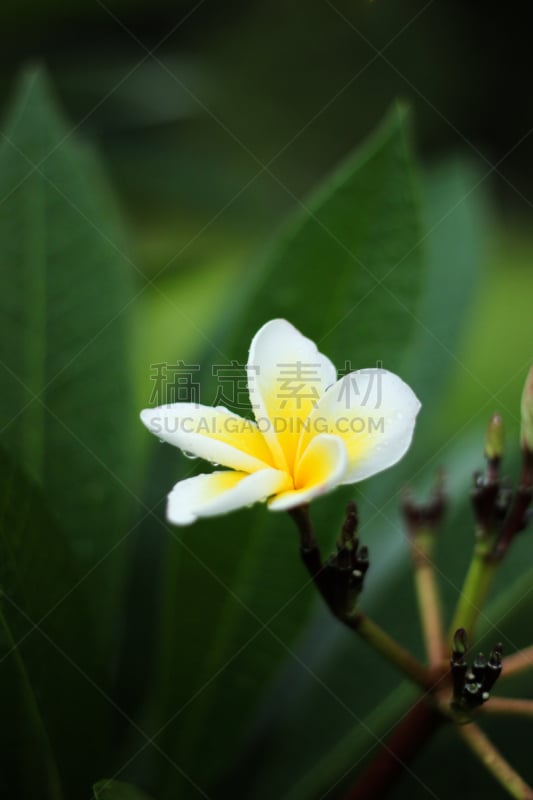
[410,533,445,666]
[480,698,533,718]
[448,546,497,640]
[348,612,434,691]
[402,478,446,667]
[500,646,533,681]
[457,723,533,800]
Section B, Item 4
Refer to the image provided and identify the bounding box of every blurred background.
[1,0,532,400]
[1,2,533,799]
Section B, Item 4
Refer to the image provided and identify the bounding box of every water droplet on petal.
[183,451,199,460]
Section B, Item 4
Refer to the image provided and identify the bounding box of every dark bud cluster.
[472,413,532,559]
[451,628,502,718]
[321,501,370,615]
[297,501,369,619]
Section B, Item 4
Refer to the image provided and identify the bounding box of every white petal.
[140,403,274,472]
[268,433,347,511]
[167,468,291,525]
[247,319,337,472]
[298,369,421,483]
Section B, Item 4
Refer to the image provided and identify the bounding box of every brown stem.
[343,699,443,800]
[401,481,446,667]
[480,698,533,718]
[410,535,446,666]
[500,646,533,681]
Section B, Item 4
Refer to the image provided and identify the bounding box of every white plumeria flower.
[140,319,421,525]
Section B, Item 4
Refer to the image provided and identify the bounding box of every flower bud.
[521,366,533,453]
[485,413,504,460]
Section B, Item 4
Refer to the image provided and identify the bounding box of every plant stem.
[288,504,317,550]
[349,612,434,691]
[343,699,443,800]
[480,698,533,718]
[410,532,445,666]
[457,723,533,800]
[448,544,497,640]
[500,646,533,681]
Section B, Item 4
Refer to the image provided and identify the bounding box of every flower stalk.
[449,414,507,638]
[457,723,533,800]
[402,477,446,667]
[480,698,533,718]
[349,612,434,690]
[448,546,498,641]
[500,646,533,681]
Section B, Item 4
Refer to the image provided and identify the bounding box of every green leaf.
[0,68,138,631]
[0,607,62,800]
[212,102,424,380]
[93,779,154,800]
[404,158,489,442]
[148,106,427,798]
[0,447,111,798]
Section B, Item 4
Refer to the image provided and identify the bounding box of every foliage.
[0,66,531,800]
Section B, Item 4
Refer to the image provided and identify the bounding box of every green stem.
[349,612,433,690]
[448,545,498,640]
[457,723,533,800]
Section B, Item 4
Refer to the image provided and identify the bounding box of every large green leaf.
[208,104,424,379]
[0,447,111,798]
[143,106,428,798]
[405,159,489,445]
[0,68,138,631]
[93,779,154,800]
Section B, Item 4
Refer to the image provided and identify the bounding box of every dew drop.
[183,451,199,460]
